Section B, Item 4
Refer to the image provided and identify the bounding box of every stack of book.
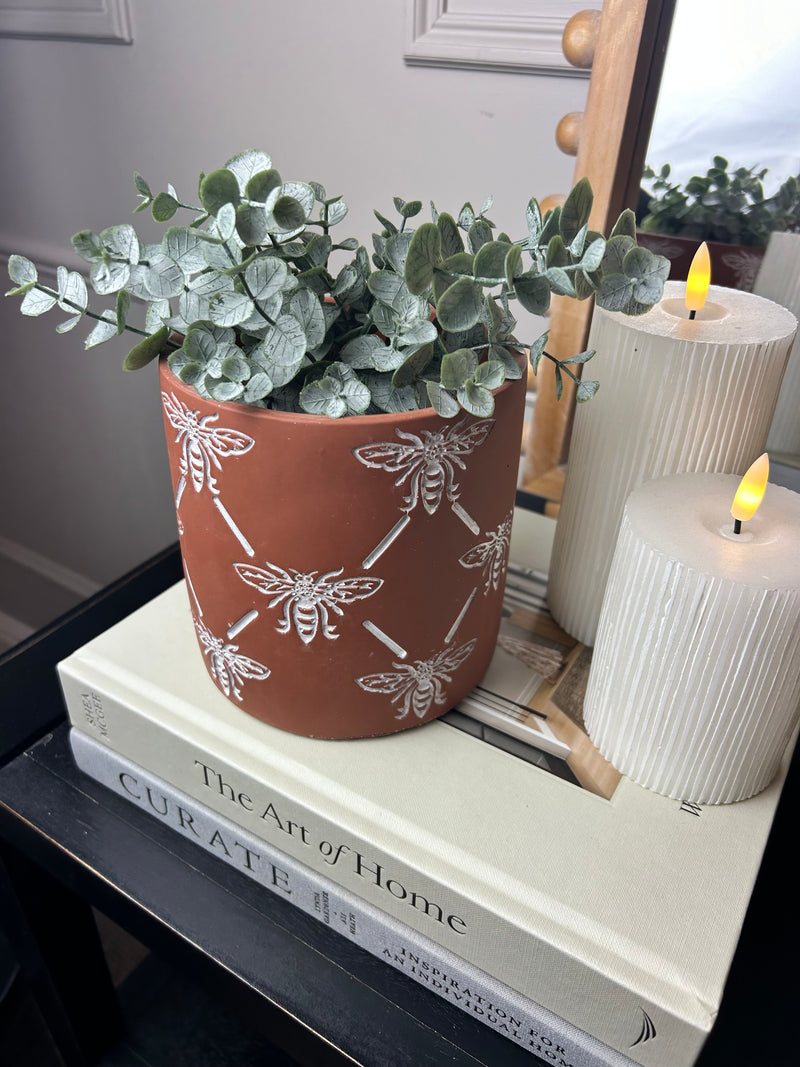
[57,508,793,1067]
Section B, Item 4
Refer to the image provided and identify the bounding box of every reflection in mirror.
[641,0,800,476]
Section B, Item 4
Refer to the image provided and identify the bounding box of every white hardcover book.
[57,579,794,1067]
[70,727,638,1067]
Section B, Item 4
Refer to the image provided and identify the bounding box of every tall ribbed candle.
[583,472,800,805]
[547,281,796,645]
[754,232,800,458]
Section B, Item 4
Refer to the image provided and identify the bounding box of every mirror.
[642,0,800,477]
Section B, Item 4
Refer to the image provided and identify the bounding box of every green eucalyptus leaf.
[123,324,169,370]
[546,235,570,269]
[200,169,241,214]
[271,195,307,233]
[610,208,637,239]
[436,276,483,332]
[85,311,118,349]
[221,352,251,381]
[441,348,478,390]
[207,378,244,403]
[341,334,385,369]
[384,231,414,274]
[597,273,635,312]
[57,268,88,313]
[437,212,464,257]
[458,203,475,230]
[559,177,593,244]
[145,298,170,334]
[441,252,475,275]
[134,172,152,198]
[490,344,524,379]
[576,379,600,402]
[8,255,38,286]
[561,348,595,366]
[367,269,406,307]
[163,227,206,273]
[458,380,494,418]
[210,290,254,327]
[473,359,505,391]
[554,366,563,401]
[405,223,442,295]
[235,203,268,246]
[115,289,131,333]
[539,206,561,247]
[225,150,273,193]
[260,314,307,366]
[468,219,493,253]
[244,371,274,403]
[70,232,104,262]
[55,315,81,334]
[602,234,636,275]
[529,331,549,375]
[289,287,326,349]
[365,372,419,413]
[245,255,289,304]
[90,259,131,296]
[526,198,542,247]
[397,319,437,347]
[101,225,140,265]
[325,199,348,227]
[514,273,551,316]
[545,267,576,297]
[473,240,509,281]
[20,288,57,316]
[392,342,434,387]
[152,192,179,222]
[145,253,185,299]
[400,199,422,219]
[426,381,461,418]
[245,168,281,202]
[504,244,523,289]
[580,236,606,273]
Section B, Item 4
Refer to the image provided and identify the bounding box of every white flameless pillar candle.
[583,469,800,805]
[548,280,796,645]
[754,232,800,457]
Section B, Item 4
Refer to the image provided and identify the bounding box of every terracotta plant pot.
[159,358,527,738]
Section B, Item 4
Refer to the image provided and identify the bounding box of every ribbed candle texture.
[548,282,797,645]
[754,232,800,457]
[584,473,800,805]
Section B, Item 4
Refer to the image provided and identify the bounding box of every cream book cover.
[56,514,792,1067]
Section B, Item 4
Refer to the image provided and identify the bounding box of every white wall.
[0,1,586,627]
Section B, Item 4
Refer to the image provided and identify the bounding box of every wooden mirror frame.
[522,0,678,496]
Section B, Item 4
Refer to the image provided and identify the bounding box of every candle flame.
[685,242,711,312]
[730,453,769,522]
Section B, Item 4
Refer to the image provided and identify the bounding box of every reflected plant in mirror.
[6,149,668,420]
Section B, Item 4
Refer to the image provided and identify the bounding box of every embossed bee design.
[162,391,254,498]
[194,618,271,700]
[234,560,383,644]
[459,510,514,594]
[356,638,477,719]
[353,418,494,516]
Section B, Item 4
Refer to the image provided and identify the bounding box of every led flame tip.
[685,242,711,313]
[731,453,769,523]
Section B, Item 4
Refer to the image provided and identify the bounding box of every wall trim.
[0,534,101,601]
[0,0,132,44]
[405,0,599,77]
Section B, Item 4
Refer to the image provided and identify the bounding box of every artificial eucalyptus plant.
[6,149,669,419]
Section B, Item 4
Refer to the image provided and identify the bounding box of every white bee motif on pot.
[234,560,384,644]
[193,617,271,701]
[356,638,477,719]
[162,391,254,502]
[459,510,514,595]
[354,418,494,518]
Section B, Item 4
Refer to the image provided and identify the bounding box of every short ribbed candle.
[548,282,796,645]
[584,473,800,805]
[754,232,800,457]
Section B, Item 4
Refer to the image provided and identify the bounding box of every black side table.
[0,546,798,1067]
